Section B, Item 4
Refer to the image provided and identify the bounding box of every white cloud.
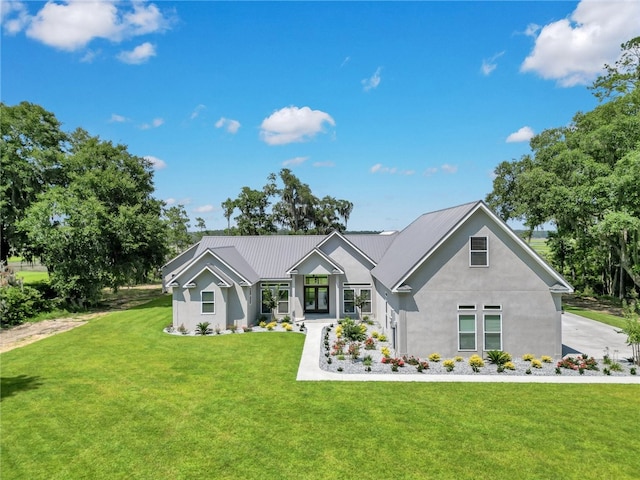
[423,167,438,177]
[193,205,214,213]
[481,51,505,76]
[140,117,164,130]
[441,164,458,174]
[109,113,128,123]
[117,42,156,64]
[260,106,335,146]
[506,126,535,143]
[370,163,414,175]
[282,156,308,167]
[144,155,167,170]
[341,56,351,67]
[164,197,176,205]
[313,161,335,168]
[2,0,30,35]
[19,0,171,52]
[362,67,382,92]
[190,104,206,120]
[215,117,241,134]
[521,0,640,86]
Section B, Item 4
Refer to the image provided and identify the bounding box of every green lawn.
[2,296,639,479]
[15,270,49,285]
[565,306,628,329]
[528,238,550,259]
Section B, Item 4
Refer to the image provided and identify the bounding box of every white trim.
[162,241,200,269]
[457,304,477,311]
[483,313,502,351]
[483,304,502,311]
[458,313,477,351]
[201,290,215,314]
[286,248,344,275]
[183,265,233,288]
[469,236,489,267]
[392,202,573,293]
[170,249,251,286]
[316,231,377,267]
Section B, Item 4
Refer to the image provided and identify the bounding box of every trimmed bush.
[0,285,50,327]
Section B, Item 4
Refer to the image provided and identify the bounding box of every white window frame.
[483,313,502,351]
[483,304,502,311]
[457,304,476,311]
[342,285,372,315]
[201,290,215,314]
[469,236,489,267]
[260,283,290,315]
[458,313,477,351]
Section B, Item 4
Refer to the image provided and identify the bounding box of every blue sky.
[2,0,639,231]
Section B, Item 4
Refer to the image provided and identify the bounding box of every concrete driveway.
[562,311,633,360]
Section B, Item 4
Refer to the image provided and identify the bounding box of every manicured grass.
[2,296,639,479]
[15,270,49,285]
[565,306,627,329]
[528,238,550,259]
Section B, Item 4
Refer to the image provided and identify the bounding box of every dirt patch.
[563,295,623,316]
[0,285,164,354]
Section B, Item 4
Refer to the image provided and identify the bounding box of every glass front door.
[304,286,329,313]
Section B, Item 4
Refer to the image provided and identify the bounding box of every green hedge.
[0,286,51,327]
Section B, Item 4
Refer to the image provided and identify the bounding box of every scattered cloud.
[117,41,156,64]
[109,113,128,123]
[80,48,100,63]
[144,155,167,170]
[193,205,214,213]
[215,117,241,134]
[8,0,173,53]
[282,156,308,167]
[481,51,505,76]
[260,106,335,146]
[506,126,535,143]
[524,23,540,37]
[370,163,414,175]
[362,67,382,92]
[313,161,335,168]
[423,167,438,177]
[140,117,164,130]
[2,0,30,35]
[440,163,458,174]
[190,104,206,120]
[164,197,176,205]
[341,56,351,67]
[521,0,640,86]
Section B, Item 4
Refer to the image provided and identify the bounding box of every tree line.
[486,37,640,300]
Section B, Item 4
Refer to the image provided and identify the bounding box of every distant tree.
[223,169,353,235]
[164,205,191,255]
[590,36,640,101]
[195,217,207,232]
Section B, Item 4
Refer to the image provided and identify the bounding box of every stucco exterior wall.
[399,210,563,358]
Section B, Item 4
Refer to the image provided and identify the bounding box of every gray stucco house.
[162,200,573,358]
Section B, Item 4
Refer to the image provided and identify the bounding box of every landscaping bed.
[318,320,638,377]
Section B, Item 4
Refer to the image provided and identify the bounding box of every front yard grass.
[565,305,627,329]
[2,295,639,479]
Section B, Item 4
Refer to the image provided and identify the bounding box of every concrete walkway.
[296,316,640,384]
[562,311,632,359]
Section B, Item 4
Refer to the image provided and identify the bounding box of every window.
[457,304,476,311]
[343,286,372,314]
[470,236,488,267]
[261,283,290,315]
[458,314,476,350]
[483,304,501,311]
[201,291,215,314]
[484,314,502,350]
[305,275,328,285]
[343,289,355,314]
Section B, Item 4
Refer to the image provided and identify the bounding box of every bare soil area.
[0,285,163,353]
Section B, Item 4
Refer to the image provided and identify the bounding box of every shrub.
[282,315,291,323]
[242,325,253,332]
[428,353,441,362]
[371,331,379,339]
[259,321,267,328]
[531,359,543,369]
[609,362,623,372]
[363,355,373,367]
[364,337,376,350]
[378,334,388,342]
[178,324,188,335]
[525,368,532,375]
[443,359,455,372]
[468,354,484,368]
[522,353,535,362]
[337,354,346,361]
[503,361,516,370]
[541,355,553,363]
[266,321,277,331]
[0,285,50,327]
[486,350,511,366]
[454,356,463,362]
[630,367,637,375]
[227,324,237,333]
[340,318,367,342]
[402,355,420,366]
[380,346,391,358]
[284,324,293,331]
[348,342,361,360]
[557,355,599,371]
[332,339,346,356]
[195,322,213,335]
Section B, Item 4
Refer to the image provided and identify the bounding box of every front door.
[304,286,329,314]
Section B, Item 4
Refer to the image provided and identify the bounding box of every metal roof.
[371,201,481,290]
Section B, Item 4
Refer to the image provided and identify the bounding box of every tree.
[164,205,191,255]
[18,129,168,306]
[222,169,353,235]
[195,217,207,232]
[486,38,640,298]
[0,102,67,261]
